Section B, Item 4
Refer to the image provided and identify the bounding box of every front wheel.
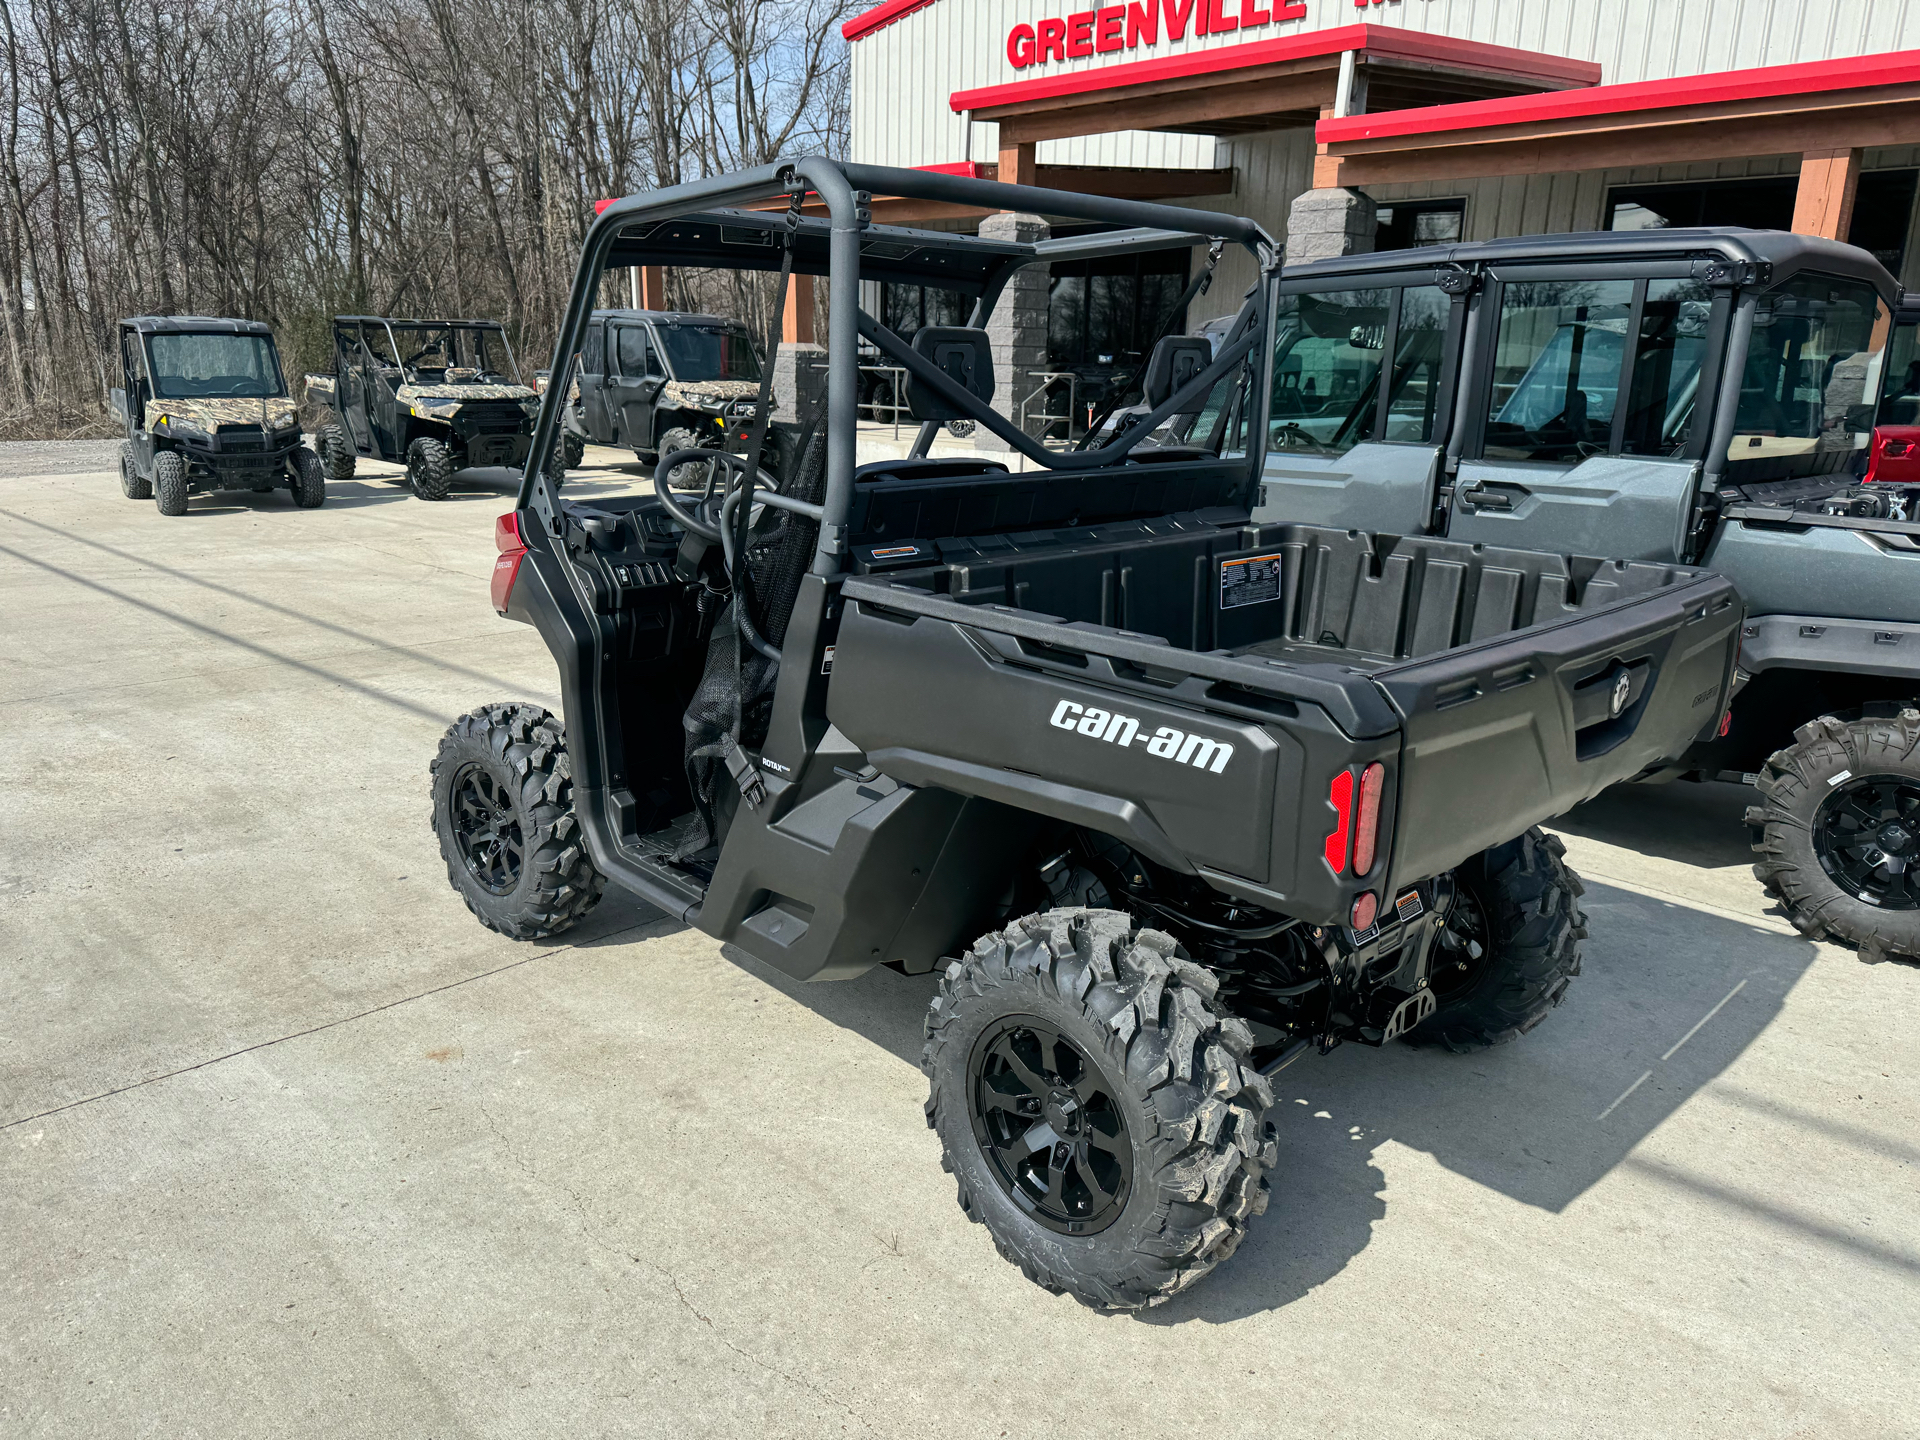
[923,908,1276,1309]
[119,442,151,499]
[151,450,188,516]
[430,703,605,940]
[1408,828,1588,1051]
[406,435,454,500]
[290,447,326,508]
[1747,711,1919,963]
[561,432,585,470]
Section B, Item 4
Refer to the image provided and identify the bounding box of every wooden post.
[997,136,1037,195]
[637,265,667,310]
[1790,147,1863,240]
[782,275,815,345]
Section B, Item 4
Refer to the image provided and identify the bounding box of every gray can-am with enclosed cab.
[1254,230,1916,962]
[429,162,1743,1308]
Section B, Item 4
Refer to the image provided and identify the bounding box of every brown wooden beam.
[989,61,1339,145]
[1790,147,1864,239]
[1316,94,1914,188]
[998,138,1037,193]
[781,273,815,344]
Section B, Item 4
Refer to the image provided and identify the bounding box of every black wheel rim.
[967,1017,1132,1236]
[450,764,523,895]
[1431,882,1492,1004]
[1814,775,1919,910]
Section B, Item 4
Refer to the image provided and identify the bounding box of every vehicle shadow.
[701,872,1821,1324]
[1551,777,1758,871]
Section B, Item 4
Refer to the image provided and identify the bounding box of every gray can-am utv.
[109,316,323,515]
[550,307,769,479]
[1253,231,1917,962]
[430,161,1743,1309]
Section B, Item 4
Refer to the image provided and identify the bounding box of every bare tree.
[0,0,856,438]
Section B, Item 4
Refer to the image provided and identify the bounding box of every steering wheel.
[651,447,781,542]
[1272,422,1326,452]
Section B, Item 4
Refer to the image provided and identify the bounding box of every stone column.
[978,210,1050,449]
[1283,188,1378,267]
[772,343,828,423]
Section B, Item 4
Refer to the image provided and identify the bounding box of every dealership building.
[807,0,1916,421]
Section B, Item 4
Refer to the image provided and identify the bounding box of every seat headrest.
[906,326,994,422]
[1143,336,1213,413]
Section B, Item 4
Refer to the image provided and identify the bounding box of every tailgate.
[1371,572,1742,891]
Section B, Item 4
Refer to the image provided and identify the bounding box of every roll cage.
[519,159,1277,574]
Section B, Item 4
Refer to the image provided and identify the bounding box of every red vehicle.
[1867,293,1917,483]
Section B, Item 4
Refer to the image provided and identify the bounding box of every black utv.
[553,307,767,477]
[430,162,1743,1309]
[108,316,323,515]
[306,317,548,500]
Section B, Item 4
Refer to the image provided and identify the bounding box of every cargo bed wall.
[845,520,1742,918]
[900,521,1722,669]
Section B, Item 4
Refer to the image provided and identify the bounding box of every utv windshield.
[655,323,763,383]
[385,324,522,385]
[147,333,286,400]
[1877,309,1917,427]
[1729,274,1888,471]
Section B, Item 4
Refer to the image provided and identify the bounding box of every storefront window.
[1484,279,1635,463]
[882,283,967,341]
[1045,247,1190,369]
[1730,274,1887,468]
[1619,279,1714,455]
[1269,289,1390,455]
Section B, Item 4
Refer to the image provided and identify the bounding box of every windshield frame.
[141,330,288,401]
[371,320,523,387]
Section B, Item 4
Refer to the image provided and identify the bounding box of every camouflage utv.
[108,316,323,515]
[305,317,555,501]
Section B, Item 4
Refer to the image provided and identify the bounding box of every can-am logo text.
[1049,698,1234,775]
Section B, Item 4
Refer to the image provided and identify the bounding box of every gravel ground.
[0,438,128,477]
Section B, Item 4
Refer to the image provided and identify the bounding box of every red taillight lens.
[1353,762,1385,875]
[1324,769,1353,874]
[1350,891,1378,931]
[491,511,528,613]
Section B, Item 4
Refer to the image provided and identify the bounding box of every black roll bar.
[517,157,1274,578]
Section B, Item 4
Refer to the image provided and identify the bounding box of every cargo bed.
[829,518,1743,924]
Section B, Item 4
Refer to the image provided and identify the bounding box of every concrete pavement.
[2,442,1915,1437]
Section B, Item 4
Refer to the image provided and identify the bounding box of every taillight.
[1353,762,1385,875]
[491,510,528,613]
[1324,769,1353,873]
[1350,891,1378,931]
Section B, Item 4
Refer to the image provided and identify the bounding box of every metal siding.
[849,0,1918,278]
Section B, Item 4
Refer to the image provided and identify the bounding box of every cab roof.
[120,315,273,336]
[334,315,508,328]
[1284,227,1899,302]
[588,308,748,329]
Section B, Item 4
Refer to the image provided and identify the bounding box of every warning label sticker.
[1219,553,1282,610]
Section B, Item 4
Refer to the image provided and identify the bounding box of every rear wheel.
[406,435,454,500]
[316,422,356,479]
[430,703,605,939]
[1748,712,1919,963]
[923,908,1276,1309]
[119,442,151,499]
[561,432,585,470]
[1408,828,1588,1051]
[290,447,326,508]
[151,450,188,516]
